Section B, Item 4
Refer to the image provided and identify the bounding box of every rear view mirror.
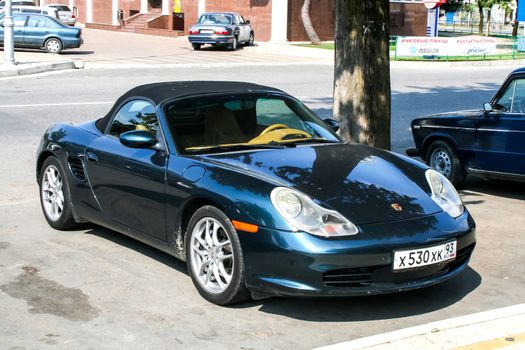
[483,102,493,113]
[245,20,251,24]
[322,118,340,132]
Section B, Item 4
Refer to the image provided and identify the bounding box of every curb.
[0,60,83,78]
[316,303,525,350]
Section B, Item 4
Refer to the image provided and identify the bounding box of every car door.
[24,15,53,46]
[237,15,249,41]
[84,100,168,240]
[476,77,525,175]
[0,14,28,45]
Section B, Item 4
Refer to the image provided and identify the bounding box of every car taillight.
[189,29,199,35]
[71,14,76,18]
[214,29,229,35]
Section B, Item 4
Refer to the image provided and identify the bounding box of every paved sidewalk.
[317,304,525,350]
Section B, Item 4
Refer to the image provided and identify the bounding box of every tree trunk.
[301,0,322,45]
[485,8,491,36]
[478,3,484,34]
[333,0,391,150]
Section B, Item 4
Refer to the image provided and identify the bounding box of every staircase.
[121,9,162,32]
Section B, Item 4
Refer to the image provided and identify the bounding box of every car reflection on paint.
[37,81,476,305]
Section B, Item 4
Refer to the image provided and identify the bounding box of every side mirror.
[245,19,250,24]
[483,102,493,113]
[322,118,340,132]
[119,130,161,150]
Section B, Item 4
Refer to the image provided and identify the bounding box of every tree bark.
[485,7,492,36]
[333,0,391,150]
[301,0,322,45]
[478,3,485,34]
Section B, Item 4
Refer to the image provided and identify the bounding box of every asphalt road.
[0,64,524,349]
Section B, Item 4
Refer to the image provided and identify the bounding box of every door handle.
[86,152,98,162]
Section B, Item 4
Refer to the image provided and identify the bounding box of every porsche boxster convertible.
[37,81,476,305]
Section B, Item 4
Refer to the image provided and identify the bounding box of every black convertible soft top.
[95,81,283,132]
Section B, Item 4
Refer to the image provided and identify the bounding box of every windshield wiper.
[186,143,287,153]
[280,138,341,146]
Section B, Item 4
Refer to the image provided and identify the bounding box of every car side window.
[12,15,28,26]
[108,100,158,137]
[494,78,525,114]
[237,15,244,24]
[27,16,52,28]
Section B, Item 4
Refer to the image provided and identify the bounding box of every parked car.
[407,67,525,187]
[188,12,254,50]
[37,81,476,305]
[0,0,36,7]
[46,3,76,26]
[0,13,82,53]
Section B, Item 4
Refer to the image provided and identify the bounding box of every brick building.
[37,0,427,40]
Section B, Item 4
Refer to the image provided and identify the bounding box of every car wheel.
[426,140,466,187]
[44,38,63,54]
[39,157,79,230]
[186,206,250,305]
[229,36,238,51]
[192,43,201,50]
[247,32,254,46]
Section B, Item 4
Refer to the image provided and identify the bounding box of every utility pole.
[3,0,16,65]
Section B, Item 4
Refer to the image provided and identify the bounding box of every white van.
[10,5,60,21]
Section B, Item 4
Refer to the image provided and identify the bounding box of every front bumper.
[188,34,234,45]
[239,210,476,298]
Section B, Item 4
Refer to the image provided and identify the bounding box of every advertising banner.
[396,36,498,57]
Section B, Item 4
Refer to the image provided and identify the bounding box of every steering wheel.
[260,124,288,135]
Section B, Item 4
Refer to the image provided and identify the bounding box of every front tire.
[426,140,466,187]
[39,156,79,230]
[185,206,250,305]
[45,38,63,54]
[247,32,254,46]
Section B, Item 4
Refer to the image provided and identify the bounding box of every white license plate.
[393,241,456,270]
[200,30,213,34]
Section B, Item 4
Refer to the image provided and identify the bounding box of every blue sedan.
[37,81,476,305]
[407,67,525,186]
[0,13,82,53]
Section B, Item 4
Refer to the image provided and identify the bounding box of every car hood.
[417,109,483,120]
[197,143,443,225]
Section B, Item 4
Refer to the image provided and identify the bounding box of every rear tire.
[185,206,250,305]
[426,140,466,188]
[228,36,238,51]
[45,38,63,54]
[192,43,202,50]
[39,156,79,230]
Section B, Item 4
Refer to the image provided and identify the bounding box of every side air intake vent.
[68,157,86,182]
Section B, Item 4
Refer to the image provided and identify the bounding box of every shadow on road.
[462,175,525,202]
[83,223,481,322]
[84,225,188,274]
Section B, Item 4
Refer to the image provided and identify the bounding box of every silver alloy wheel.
[41,165,65,222]
[248,33,254,46]
[430,148,452,177]
[231,37,237,50]
[189,217,234,294]
[46,39,61,53]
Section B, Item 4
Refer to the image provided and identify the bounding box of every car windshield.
[198,14,232,25]
[164,93,341,154]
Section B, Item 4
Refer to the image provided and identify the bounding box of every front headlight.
[425,169,464,218]
[271,187,358,238]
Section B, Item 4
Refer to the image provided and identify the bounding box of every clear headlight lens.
[271,187,358,237]
[425,169,464,218]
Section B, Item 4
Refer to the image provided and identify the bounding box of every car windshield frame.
[163,92,342,155]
